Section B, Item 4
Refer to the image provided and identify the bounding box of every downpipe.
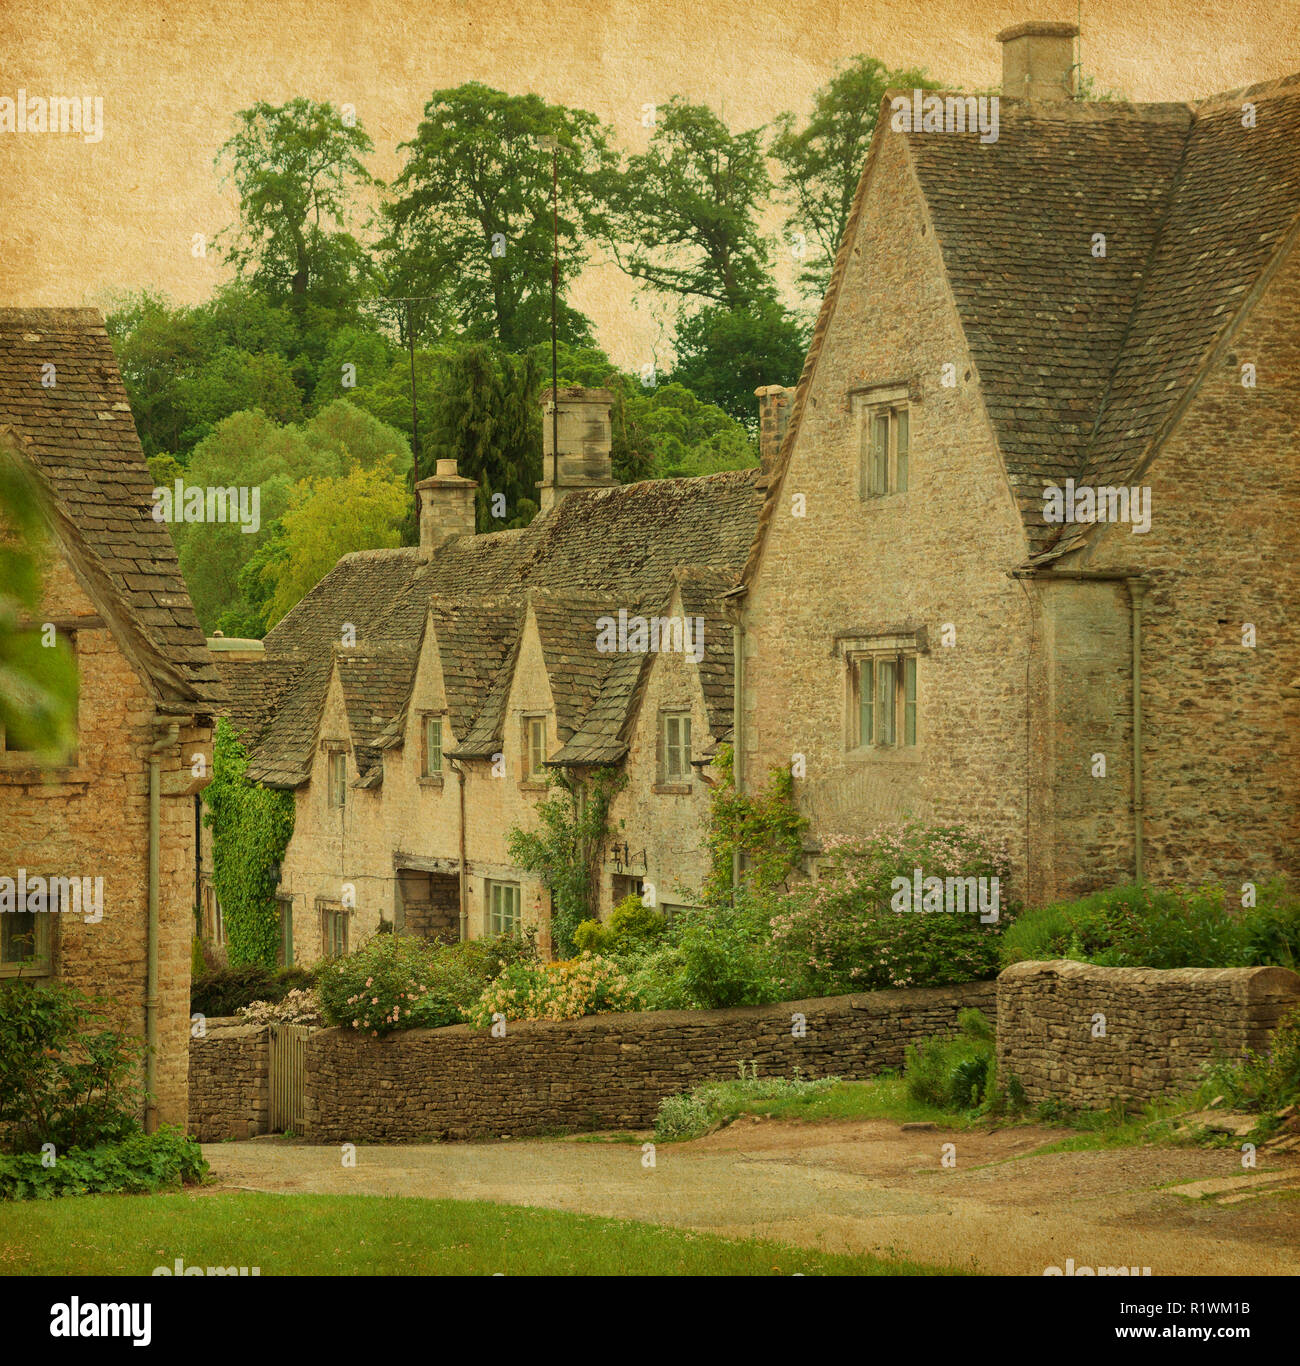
[146,720,179,1134]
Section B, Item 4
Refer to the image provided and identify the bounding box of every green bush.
[675,895,785,1008]
[654,1070,841,1141]
[903,1008,996,1111]
[191,964,315,1017]
[0,981,141,1155]
[624,944,692,1010]
[573,919,612,955]
[769,822,1011,994]
[0,1127,207,1200]
[1000,880,1300,970]
[1202,1008,1300,1114]
[317,934,492,1035]
[573,897,668,958]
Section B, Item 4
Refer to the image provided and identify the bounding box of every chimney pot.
[996,20,1078,100]
[416,461,478,556]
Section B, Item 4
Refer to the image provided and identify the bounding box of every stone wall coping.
[307,982,995,1047]
[999,958,1300,998]
[195,1018,270,1039]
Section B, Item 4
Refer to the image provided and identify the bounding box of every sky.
[2,0,1297,369]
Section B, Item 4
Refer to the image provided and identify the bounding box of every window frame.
[487,880,521,935]
[523,715,548,785]
[319,901,348,958]
[327,749,348,809]
[844,634,923,752]
[0,892,54,978]
[853,388,911,500]
[421,713,444,780]
[659,709,693,784]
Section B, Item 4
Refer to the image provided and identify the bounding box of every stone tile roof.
[237,469,763,786]
[0,307,223,708]
[743,73,1300,577]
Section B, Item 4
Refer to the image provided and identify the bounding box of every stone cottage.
[733,24,1300,905]
[214,388,762,962]
[0,307,222,1129]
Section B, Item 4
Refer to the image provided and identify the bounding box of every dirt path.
[203,1119,1300,1275]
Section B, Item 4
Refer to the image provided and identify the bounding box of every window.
[612,873,644,905]
[852,653,918,749]
[856,395,909,498]
[0,904,52,976]
[661,711,693,783]
[328,750,348,809]
[487,881,521,934]
[279,899,294,967]
[525,717,547,783]
[0,631,77,760]
[320,904,348,957]
[422,715,443,778]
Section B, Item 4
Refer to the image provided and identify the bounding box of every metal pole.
[551,144,559,488]
[407,300,420,492]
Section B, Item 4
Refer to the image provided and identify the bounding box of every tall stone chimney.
[416,458,478,556]
[997,21,1079,100]
[537,387,616,513]
[755,385,795,477]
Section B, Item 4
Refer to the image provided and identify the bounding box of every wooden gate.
[269,1025,309,1133]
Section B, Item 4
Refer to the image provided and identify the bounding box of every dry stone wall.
[301,984,996,1142]
[188,1018,269,1141]
[997,960,1300,1107]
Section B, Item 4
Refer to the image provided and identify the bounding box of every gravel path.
[203,1118,1300,1275]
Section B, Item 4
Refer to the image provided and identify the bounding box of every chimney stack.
[755,385,796,477]
[537,387,617,513]
[416,458,478,556]
[997,21,1079,100]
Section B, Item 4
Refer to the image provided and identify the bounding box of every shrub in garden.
[574,896,669,957]
[768,822,1010,995]
[624,944,693,1010]
[1000,880,1300,970]
[317,934,487,1035]
[0,982,141,1156]
[467,953,637,1026]
[190,963,315,1018]
[675,894,787,1007]
[0,1127,207,1200]
[1202,1007,1300,1114]
[903,1008,996,1111]
[654,1069,842,1141]
[235,988,322,1027]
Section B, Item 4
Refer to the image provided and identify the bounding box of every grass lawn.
[0,1191,955,1276]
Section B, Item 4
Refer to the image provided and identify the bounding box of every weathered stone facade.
[187,1019,270,1141]
[996,960,1300,1107]
[736,69,1300,905]
[0,309,221,1130]
[301,983,996,1141]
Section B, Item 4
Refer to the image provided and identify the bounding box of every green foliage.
[382,83,615,350]
[203,720,295,968]
[903,1009,996,1112]
[316,933,517,1035]
[674,893,785,1008]
[622,944,692,1011]
[0,1128,207,1201]
[671,300,808,428]
[702,744,808,904]
[0,445,79,760]
[654,1068,841,1141]
[507,767,625,958]
[770,55,941,297]
[1202,1008,1300,1114]
[190,963,314,1017]
[0,982,142,1155]
[612,97,773,309]
[1000,880,1300,970]
[215,97,376,313]
[574,895,668,957]
[770,822,1010,994]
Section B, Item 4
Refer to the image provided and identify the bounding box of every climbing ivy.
[702,744,808,904]
[203,719,295,969]
[507,766,626,958]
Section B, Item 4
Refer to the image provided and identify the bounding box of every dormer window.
[421,715,443,778]
[328,750,348,808]
[524,715,547,784]
[853,387,910,498]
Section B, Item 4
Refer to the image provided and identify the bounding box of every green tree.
[671,300,808,428]
[215,97,377,314]
[612,98,774,309]
[382,84,615,350]
[260,464,407,627]
[0,443,78,759]
[770,55,940,297]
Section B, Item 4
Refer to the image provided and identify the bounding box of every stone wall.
[997,960,1300,1107]
[302,982,997,1141]
[188,1018,269,1141]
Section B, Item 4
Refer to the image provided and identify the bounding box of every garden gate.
[268,1024,310,1133]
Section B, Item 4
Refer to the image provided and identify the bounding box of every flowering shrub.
[769,821,1011,994]
[316,934,487,1036]
[467,953,638,1027]
[235,988,321,1028]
